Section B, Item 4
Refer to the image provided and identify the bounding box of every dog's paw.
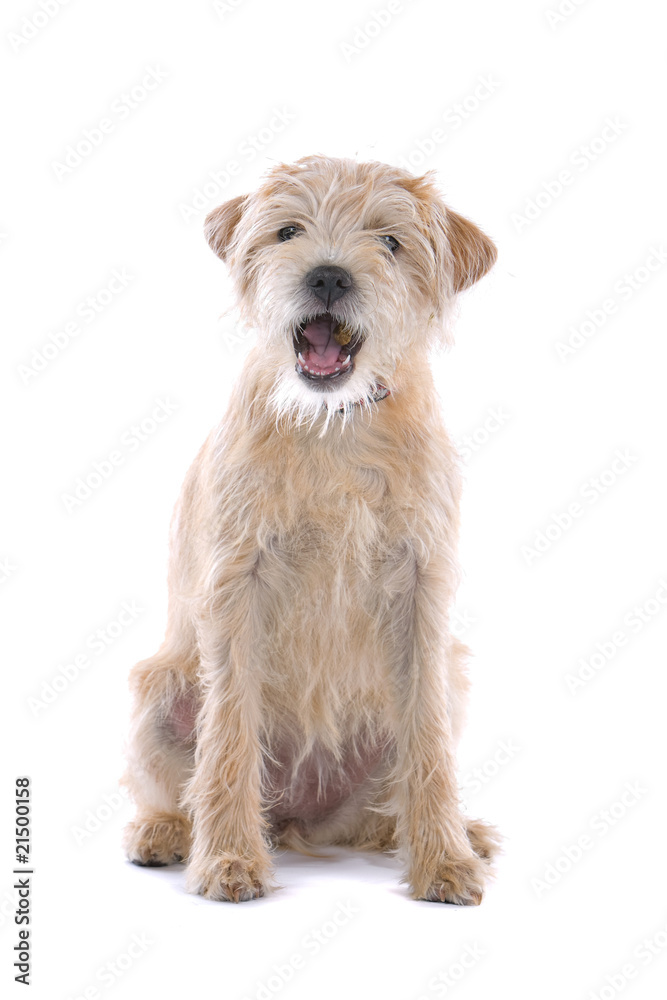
[412,852,491,905]
[123,813,190,867]
[185,854,274,902]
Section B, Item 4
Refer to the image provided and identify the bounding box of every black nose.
[305,266,352,307]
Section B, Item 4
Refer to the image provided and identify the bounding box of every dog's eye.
[379,235,400,253]
[278,226,301,242]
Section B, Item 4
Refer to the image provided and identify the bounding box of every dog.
[122,154,500,904]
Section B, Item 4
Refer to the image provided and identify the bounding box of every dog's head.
[205,155,496,420]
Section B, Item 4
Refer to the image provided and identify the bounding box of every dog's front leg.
[183,574,274,902]
[390,559,494,905]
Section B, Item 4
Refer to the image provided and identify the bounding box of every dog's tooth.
[298,352,305,364]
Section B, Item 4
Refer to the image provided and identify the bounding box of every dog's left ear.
[204,194,249,261]
[417,187,497,299]
[443,208,497,293]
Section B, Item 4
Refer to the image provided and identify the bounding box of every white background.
[2,1,666,998]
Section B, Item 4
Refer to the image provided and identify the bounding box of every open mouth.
[293,313,363,383]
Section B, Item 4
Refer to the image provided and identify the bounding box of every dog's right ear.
[204,194,249,261]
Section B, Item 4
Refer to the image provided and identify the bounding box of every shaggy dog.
[122,155,500,904]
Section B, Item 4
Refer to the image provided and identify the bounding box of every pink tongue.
[302,320,342,370]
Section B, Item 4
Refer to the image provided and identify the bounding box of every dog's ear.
[204,194,249,261]
[443,208,497,293]
[412,180,497,299]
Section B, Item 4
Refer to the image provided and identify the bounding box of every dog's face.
[205,155,496,421]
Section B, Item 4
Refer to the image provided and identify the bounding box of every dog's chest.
[253,446,411,554]
[255,522,392,646]
[244,448,425,645]
[254,463,400,608]
[251,510,417,716]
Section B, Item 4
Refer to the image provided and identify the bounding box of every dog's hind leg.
[122,646,198,867]
[465,816,502,862]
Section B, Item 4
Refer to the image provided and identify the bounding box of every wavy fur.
[122,155,499,903]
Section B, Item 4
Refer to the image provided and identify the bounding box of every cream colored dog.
[122,155,499,904]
